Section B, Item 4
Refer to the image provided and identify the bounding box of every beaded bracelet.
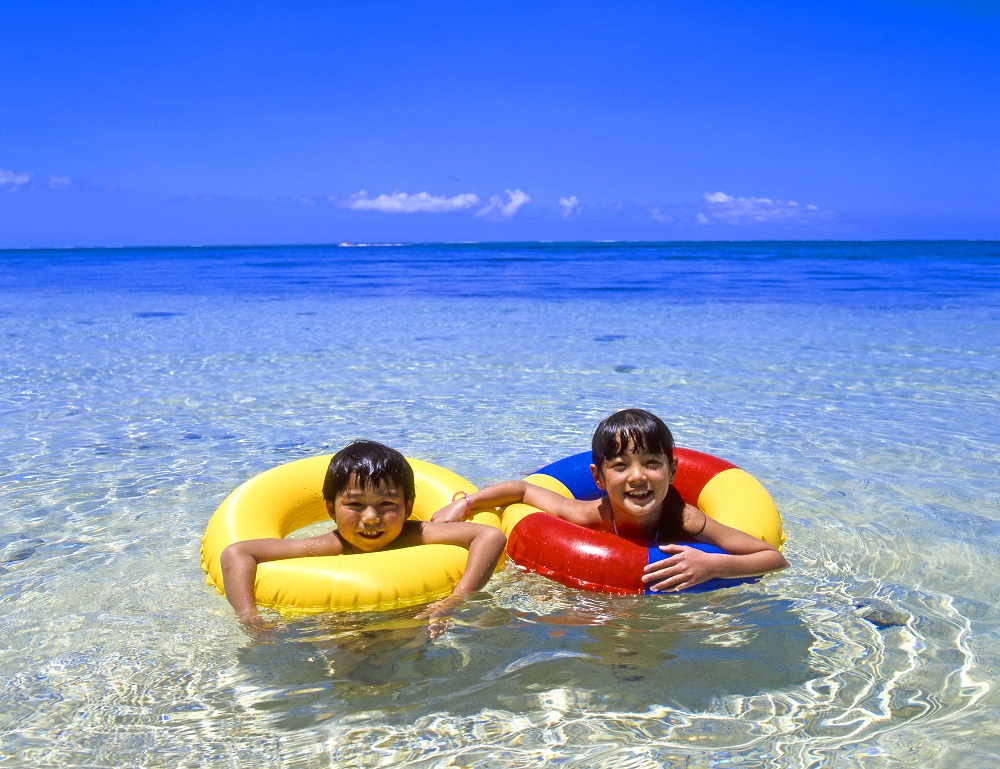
[452,490,472,519]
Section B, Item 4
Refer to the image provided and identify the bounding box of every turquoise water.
[2,242,999,766]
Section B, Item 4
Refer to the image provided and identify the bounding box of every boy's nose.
[360,507,380,523]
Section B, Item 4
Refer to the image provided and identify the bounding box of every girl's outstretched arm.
[431,481,599,527]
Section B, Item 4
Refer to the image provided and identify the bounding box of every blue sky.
[2,1,998,247]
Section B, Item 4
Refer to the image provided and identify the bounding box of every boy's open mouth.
[357,530,384,540]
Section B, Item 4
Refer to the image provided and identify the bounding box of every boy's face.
[325,477,413,553]
[590,448,677,522]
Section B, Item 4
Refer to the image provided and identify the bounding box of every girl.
[433,409,787,591]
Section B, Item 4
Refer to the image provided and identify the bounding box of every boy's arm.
[220,532,344,624]
[414,521,507,595]
[642,515,788,592]
[431,481,599,527]
[411,520,506,638]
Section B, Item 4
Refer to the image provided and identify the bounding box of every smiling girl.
[432,409,787,592]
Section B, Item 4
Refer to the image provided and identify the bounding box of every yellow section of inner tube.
[200,455,502,612]
[697,467,785,549]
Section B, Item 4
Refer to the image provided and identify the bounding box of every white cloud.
[343,190,481,214]
[477,189,532,220]
[698,190,825,225]
[650,206,670,223]
[559,195,581,219]
[337,188,532,220]
[48,175,72,190]
[1,169,31,190]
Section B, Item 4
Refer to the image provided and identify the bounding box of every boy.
[221,440,507,627]
[432,409,787,591]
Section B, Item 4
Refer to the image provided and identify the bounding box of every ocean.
[1,241,998,766]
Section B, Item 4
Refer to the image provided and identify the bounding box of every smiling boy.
[220,440,506,627]
[432,409,787,591]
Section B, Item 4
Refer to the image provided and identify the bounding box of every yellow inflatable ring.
[200,455,503,612]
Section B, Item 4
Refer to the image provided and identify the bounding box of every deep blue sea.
[2,242,998,767]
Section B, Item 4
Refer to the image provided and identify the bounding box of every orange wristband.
[452,491,472,519]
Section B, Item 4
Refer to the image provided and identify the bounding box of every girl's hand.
[641,544,720,592]
[430,500,469,523]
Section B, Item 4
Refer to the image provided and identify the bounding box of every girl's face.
[591,449,676,523]
[326,477,412,553]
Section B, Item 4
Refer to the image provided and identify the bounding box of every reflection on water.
[2,244,999,766]
[233,588,814,723]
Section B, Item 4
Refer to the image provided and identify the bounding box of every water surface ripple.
[1,242,998,767]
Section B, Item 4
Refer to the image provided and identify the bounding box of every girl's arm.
[642,512,788,592]
[220,532,344,625]
[431,480,600,527]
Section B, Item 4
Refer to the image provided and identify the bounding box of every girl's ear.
[590,463,607,490]
[669,456,679,483]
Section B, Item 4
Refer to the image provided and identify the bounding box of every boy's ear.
[325,500,335,518]
[590,463,606,490]
[405,498,415,518]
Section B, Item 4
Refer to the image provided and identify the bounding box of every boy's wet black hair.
[322,440,416,503]
[591,408,675,467]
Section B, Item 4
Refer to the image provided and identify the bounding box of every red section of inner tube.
[507,512,648,595]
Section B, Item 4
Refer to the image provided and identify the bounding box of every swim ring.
[200,455,504,612]
[500,448,784,594]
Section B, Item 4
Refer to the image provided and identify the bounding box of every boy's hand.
[415,594,466,638]
[237,610,278,639]
[641,544,720,592]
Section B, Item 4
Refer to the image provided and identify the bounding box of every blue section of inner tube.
[644,542,760,593]
[535,451,603,500]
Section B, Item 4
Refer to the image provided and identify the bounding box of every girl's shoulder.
[679,502,707,537]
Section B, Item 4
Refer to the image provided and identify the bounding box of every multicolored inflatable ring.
[200,455,504,612]
[500,447,784,595]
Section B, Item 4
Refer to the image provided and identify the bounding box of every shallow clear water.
[2,242,999,767]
